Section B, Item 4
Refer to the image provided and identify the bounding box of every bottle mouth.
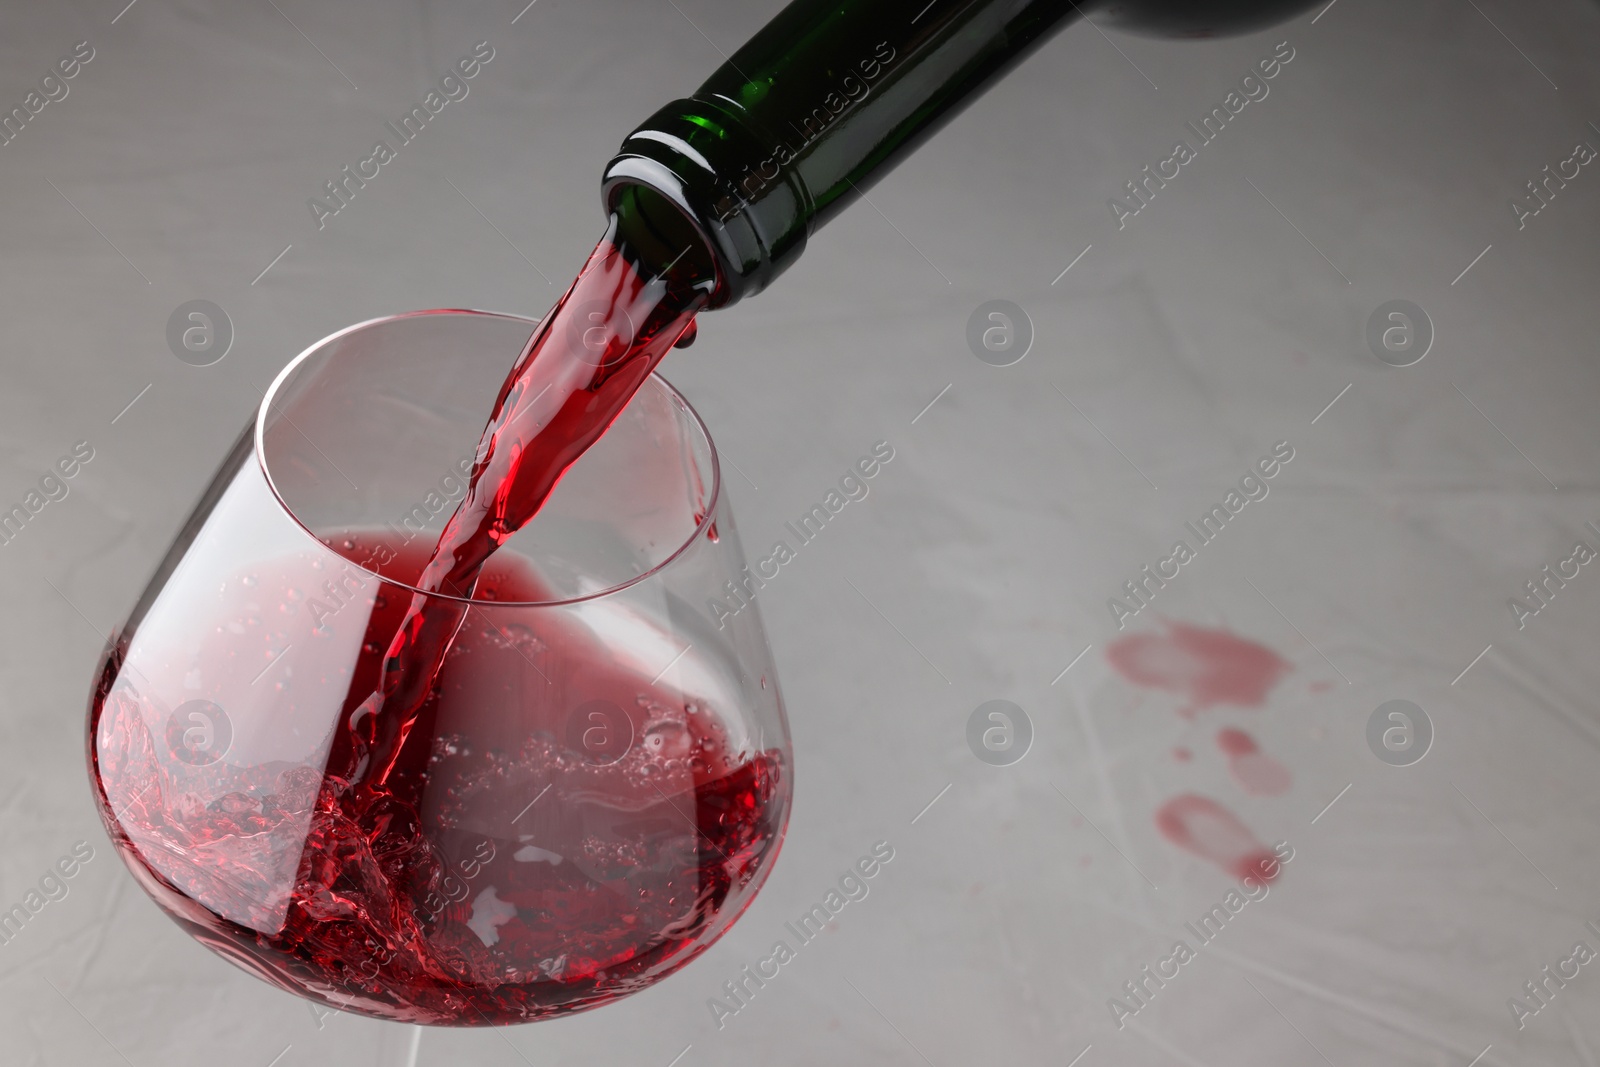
[601,99,811,309]
[603,177,725,307]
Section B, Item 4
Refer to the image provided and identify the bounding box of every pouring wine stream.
[343,213,712,792]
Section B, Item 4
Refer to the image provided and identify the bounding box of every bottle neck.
[604,0,1085,308]
[603,0,1319,308]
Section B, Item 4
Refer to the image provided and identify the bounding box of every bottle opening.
[608,181,723,306]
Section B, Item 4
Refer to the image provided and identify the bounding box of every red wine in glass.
[89,255,790,1025]
[94,537,785,1023]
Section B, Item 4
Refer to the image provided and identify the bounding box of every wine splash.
[94,538,785,1023]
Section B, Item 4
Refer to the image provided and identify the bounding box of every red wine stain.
[1105,621,1290,717]
[1172,746,1192,763]
[1215,728,1291,797]
[1215,728,1254,757]
[1309,680,1334,693]
[1154,794,1279,883]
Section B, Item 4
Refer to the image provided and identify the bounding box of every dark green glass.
[603,0,1318,307]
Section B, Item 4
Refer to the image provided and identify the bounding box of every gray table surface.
[5,0,1600,1064]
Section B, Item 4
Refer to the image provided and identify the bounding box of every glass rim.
[254,307,722,609]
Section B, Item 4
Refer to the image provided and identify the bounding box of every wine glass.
[86,310,793,1057]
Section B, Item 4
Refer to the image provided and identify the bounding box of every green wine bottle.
[604,0,1318,307]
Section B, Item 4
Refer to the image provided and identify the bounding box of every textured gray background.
[5,0,1600,1064]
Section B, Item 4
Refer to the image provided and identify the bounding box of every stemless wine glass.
[86,310,793,1056]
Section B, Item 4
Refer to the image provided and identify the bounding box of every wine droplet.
[673,318,698,349]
